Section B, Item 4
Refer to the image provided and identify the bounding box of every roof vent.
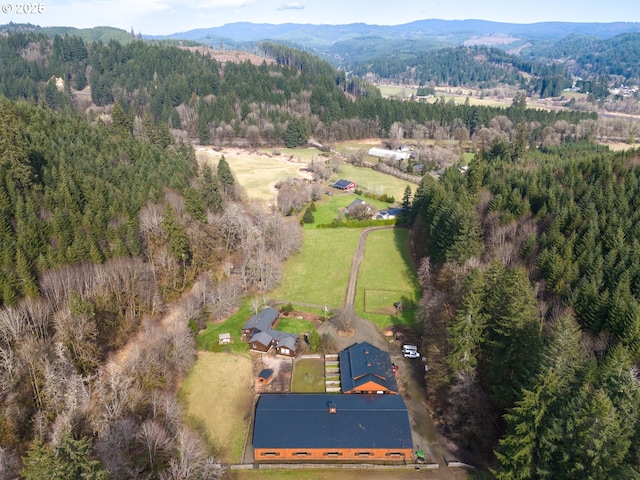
[328,401,337,414]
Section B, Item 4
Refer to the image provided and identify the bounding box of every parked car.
[402,344,418,354]
[402,344,420,359]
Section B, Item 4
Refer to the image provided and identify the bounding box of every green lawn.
[307,192,391,227]
[274,316,316,334]
[197,302,253,353]
[335,164,414,201]
[291,357,326,393]
[355,229,421,329]
[270,228,361,308]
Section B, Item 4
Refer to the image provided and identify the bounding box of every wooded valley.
[0,25,639,479]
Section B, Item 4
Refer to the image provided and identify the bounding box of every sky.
[3,0,639,36]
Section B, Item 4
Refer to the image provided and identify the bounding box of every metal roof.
[253,394,413,449]
[242,307,279,332]
[332,179,355,189]
[368,148,411,161]
[250,331,274,347]
[276,336,297,351]
[339,341,398,393]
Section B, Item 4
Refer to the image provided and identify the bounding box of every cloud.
[278,2,304,10]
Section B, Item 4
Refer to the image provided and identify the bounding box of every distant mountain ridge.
[149,19,640,46]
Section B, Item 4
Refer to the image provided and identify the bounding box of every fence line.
[229,462,440,470]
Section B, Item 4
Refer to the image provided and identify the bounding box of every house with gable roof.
[339,341,398,394]
[242,307,299,357]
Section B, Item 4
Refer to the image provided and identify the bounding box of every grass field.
[180,352,253,464]
[355,229,420,330]
[307,192,391,227]
[270,228,361,307]
[225,468,469,480]
[291,357,326,393]
[336,164,414,201]
[196,147,310,203]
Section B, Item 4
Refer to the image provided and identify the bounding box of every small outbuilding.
[218,332,232,345]
[331,179,357,191]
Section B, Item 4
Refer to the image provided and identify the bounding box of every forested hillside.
[0,32,598,150]
[0,95,302,477]
[350,46,572,97]
[523,32,640,83]
[411,137,640,476]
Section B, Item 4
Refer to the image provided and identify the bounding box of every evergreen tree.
[217,155,235,198]
[162,204,190,263]
[199,165,223,213]
[302,207,314,224]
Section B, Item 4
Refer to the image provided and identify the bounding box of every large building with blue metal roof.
[253,393,413,461]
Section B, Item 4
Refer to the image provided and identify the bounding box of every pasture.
[336,164,413,201]
[270,228,361,308]
[179,352,253,464]
[355,229,420,329]
[195,146,311,203]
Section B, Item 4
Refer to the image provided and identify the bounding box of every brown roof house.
[242,307,299,357]
[339,341,398,394]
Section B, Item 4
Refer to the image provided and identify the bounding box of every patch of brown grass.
[180,352,254,463]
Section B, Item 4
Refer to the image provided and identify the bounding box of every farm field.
[335,164,414,201]
[270,228,361,308]
[180,352,253,464]
[355,229,421,330]
[195,146,311,203]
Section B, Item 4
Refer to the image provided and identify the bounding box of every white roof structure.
[368,147,411,161]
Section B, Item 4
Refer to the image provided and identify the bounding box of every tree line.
[0,32,597,150]
[409,136,640,477]
[0,94,302,478]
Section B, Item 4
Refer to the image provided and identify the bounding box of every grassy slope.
[306,192,391,227]
[355,228,421,329]
[196,148,308,202]
[180,352,253,464]
[270,228,361,308]
[336,164,413,201]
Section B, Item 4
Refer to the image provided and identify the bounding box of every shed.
[253,394,413,461]
[258,369,274,384]
[218,333,232,345]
